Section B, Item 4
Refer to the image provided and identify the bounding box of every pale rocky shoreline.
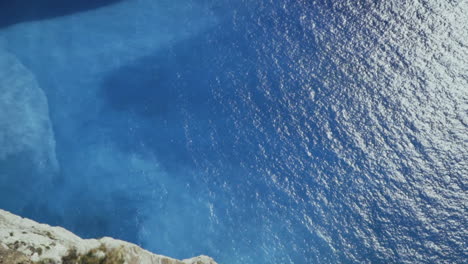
[0,209,217,264]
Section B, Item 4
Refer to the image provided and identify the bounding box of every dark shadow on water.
[100,33,233,118]
[0,0,124,28]
[99,17,258,169]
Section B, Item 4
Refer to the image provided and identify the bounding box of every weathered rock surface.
[0,209,217,264]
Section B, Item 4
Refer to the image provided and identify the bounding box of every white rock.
[0,209,217,264]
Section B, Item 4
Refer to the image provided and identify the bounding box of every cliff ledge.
[0,209,217,264]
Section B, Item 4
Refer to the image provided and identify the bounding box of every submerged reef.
[0,52,58,172]
[0,209,216,264]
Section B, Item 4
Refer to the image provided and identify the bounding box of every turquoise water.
[0,0,467,263]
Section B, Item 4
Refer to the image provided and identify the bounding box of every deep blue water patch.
[0,0,123,29]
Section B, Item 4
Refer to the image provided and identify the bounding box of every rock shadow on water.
[100,37,217,119]
[0,0,124,29]
[98,20,256,167]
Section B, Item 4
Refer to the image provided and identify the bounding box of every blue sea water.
[0,0,467,263]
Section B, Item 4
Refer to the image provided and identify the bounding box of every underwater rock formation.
[0,51,59,211]
[0,209,217,264]
[0,51,58,172]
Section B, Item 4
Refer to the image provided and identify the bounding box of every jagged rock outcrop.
[0,209,217,264]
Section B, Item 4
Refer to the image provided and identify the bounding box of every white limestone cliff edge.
[0,209,216,264]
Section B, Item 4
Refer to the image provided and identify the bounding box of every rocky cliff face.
[0,209,217,264]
